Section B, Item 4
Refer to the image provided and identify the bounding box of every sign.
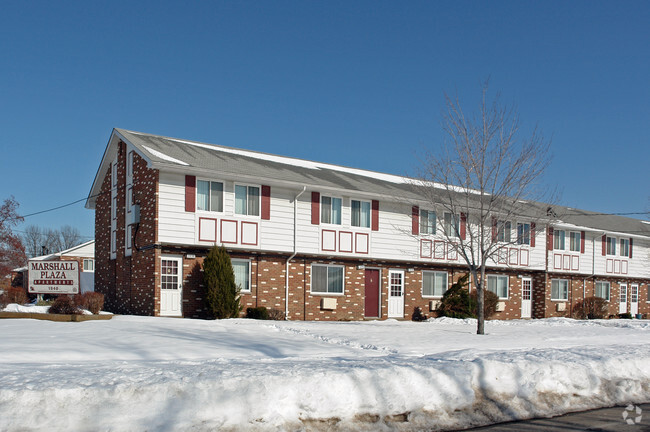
[28,260,80,294]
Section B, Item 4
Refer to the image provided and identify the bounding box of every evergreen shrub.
[203,246,242,319]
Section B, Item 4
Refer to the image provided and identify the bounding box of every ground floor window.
[551,279,569,301]
[422,271,447,297]
[311,264,344,294]
[232,259,251,292]
[83,259,94,272]
[595,281,610,301]
[487,275,508,299]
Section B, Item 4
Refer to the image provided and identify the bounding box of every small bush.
[267,308,285,321]
[437,275,473,319]
[48,295,81,315]
[469,289,500,320]
[0,287,28,307]
[246,307,269,320]
[571,296,608,319]
[411,306,428,322]
[74,292,105,314]
[618,312,632,319]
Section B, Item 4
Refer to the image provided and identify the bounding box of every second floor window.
[444,212,459,237]
[351,200,371,228]
[321,196,342,225]
[619,238,629,257]
[517,223,531,245]
[570,232,581,252]
[497,220,511,242]
[420,210,436,234]
[554,229,565,250]
[197,180,224,212]
[235,185,260,216]
[606,237,616,255]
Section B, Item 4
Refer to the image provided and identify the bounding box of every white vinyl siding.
[351,200,371,228]
[197,180,224,212]
[569,231,581,252]
[422,271,447,297]
[551,279,569,301]
[595,281,611,301]
[311,264,344,294]
[321,196,342,225]
[235,185,260,216]
[487,275,509,299]
[420,210,436,235]
[232,259,251,292]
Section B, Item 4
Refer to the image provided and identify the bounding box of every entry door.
[387,270,404,318]
[160,256,183,317]
[619,284,628,314]
[521,277,532,318]
[630,284,639,315]
[364,269,380,318]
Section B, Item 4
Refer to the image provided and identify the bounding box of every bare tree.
[59,225,82,250]
[412,81,553,335]
[43,228,62,255]
[22,225,43,258]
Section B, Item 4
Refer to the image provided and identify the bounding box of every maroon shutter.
[601,234,607,256]
[371,200,379,231]
[261,185,271,220]
[185,175,196,212]
[311,192,320,225]
[629,238,633,258]
[412,206,419,235]
[580,231,586,254]
[530,222,536,247]
[491,217,497,241]
[460,213,467,240]
[547,227,554,250]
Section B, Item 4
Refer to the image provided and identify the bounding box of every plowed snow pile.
[1,312,649,431]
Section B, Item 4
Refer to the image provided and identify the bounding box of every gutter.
[286,186,307,319]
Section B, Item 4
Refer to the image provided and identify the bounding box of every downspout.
[286,186,307,320]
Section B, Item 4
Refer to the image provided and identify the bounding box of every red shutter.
[601,234,607,256]
[311,192,320,225]
[629,238,633,258]
[371,200,379,231]
[491,217,497,241]
[261,185,271,220]
[460,213,467,240]
[530,222,536,247]
[547,227,554,250]
[580,231,586,254]
[185,175,196,212]
[412,206,419,235]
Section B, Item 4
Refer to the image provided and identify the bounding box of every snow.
[0,316,648,431]
[142,145,189,166]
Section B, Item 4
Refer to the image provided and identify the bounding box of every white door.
[630,284,639,315]
[387,270,404,318]
[521,277,532,318]
[160,256,183,317]
[619,284,628,314]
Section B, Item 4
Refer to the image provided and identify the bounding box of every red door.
[364,269,380,318]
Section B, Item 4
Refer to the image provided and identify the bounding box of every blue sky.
[1,0,649,242]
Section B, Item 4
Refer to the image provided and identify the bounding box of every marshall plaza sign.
[28,260,80,295]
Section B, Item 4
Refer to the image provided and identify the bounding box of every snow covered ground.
[1,312,649,431]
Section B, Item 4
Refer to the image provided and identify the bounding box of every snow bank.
[0,317,648,431]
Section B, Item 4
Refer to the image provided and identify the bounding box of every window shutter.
[311,192,320,225]
[530,222,536,247]
[460,213,467,240]
[261,185,271,220]
[185,175,196,212]
[629,238,633,258]
[581,231,586,254]
[412,206,419,235]
[371,200,379,231]
[547,227,554,250]
[491,217,497,241]
[601,234,606,256]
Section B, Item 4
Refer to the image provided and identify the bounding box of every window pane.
[332,198,341,225]
[312,266,327,293]
[197,180,210,211]
[232,261,250,292]
[235,185,247,215]
[351,200,360,227]
[321,196,331,224]
[360,201,371,228]
[248,186,260,216]
[328,266,343,293]
[570,232,580,252]
[210,182,223,212]
[434,272,447,296]
[422,272,434,296]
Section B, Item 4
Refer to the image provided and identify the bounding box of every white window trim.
[554,229,566,250]
[232,259,252,293]
[83,259,95,272]
[350,198,372,229]
[487,274,509,300]
[619,238,629,257]
[595,281,611,302]
[320,195,343,226]
[605,236,617,256]
[234,183,261,218]
[421,270,448,298]
[517,222,531,246]
[551,278,569,301]
[569,231,581,252]
[310,264,345,296]
[196,178,225,214]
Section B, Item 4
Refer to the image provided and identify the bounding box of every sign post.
[28,260,80,295]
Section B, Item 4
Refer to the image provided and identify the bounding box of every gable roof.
[86,128,650,238]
